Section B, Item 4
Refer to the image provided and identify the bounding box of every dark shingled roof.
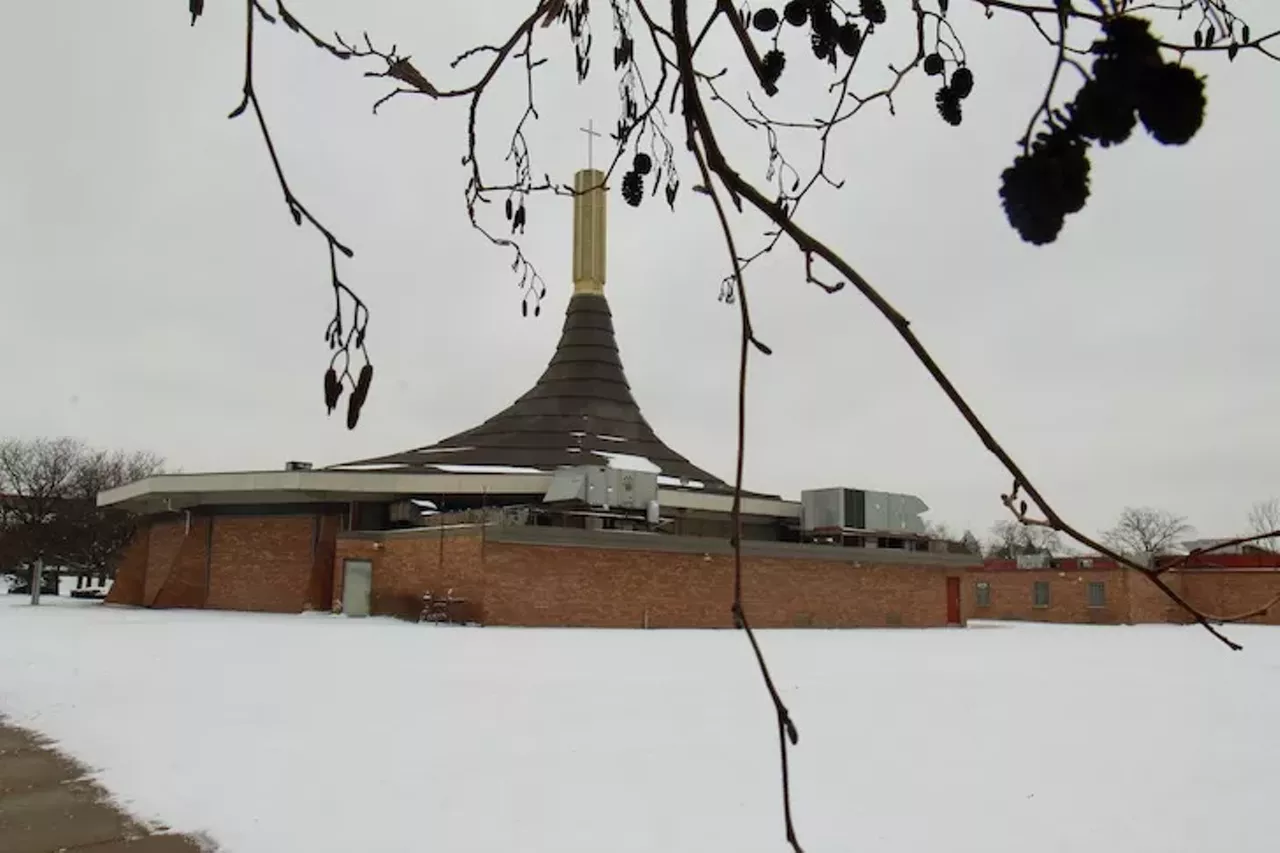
[333,292,735,490]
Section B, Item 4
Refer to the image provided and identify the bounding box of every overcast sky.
[2,1,1277,542]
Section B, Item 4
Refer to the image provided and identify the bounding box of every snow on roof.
[657,475,705,490]
[433,464,545,475]
[591,451,661,474]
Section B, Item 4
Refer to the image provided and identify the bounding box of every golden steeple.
[572,169,607,295]
[572,122,607,295]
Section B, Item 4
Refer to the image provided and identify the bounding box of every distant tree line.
[0,437,163,588]
[928,499,1280,561]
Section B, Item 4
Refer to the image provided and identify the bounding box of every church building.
[98,166,980,628]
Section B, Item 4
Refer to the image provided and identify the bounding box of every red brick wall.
[105,526,149,606]
[1180,570,1280,625]
[965,569,1130,624]
[307,514,341,611]
[334,529,486,621]
[152,516,211,608]
[205,516,318,613]
[144,520,187,606]
[481,542,960,628]
[109,512,1280,632]
[1126,569,1189,624]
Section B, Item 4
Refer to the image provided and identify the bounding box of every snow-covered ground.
[1,596,1277,853]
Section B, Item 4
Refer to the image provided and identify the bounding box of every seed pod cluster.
[1070,16,1205,148]
[748,1,873,80]
[620,152,651,208]
[999,15,1208,246]
[934,65,975,127]
[505,194,527,233]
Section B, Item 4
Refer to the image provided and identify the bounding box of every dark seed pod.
[783,0,808,27]
[860,0,887,25]
[354,364,373,406]
[999,129,1091,245]
[950,66,974,99]
[323,368,340,414]
[923,53,944,76]
[346,393,362,430]
[633,152,653,175]
[504,197,513,220]
[1069,77,1136,147]
[1136,62,1206,146]
[752,7,780,31]
[761,49,786,88]
[837,23,861,58]
[935,87,962,126]
[621,170,644,207]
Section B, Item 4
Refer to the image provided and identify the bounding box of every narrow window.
[1087,581,1106,608]
[975,581,991,608]
[1033,580,1051,608]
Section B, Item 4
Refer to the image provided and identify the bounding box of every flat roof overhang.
[98,470,802,520]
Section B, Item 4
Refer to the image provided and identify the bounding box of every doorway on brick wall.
[946,576,961,625]
[342,559,372,617]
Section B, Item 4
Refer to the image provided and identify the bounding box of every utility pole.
[31,556,44,605]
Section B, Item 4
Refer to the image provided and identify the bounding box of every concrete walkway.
[0,722,216,853]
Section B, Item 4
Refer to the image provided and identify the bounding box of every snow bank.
[1,597,1278,853]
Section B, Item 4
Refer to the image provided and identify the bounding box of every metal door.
[343,559,373,617]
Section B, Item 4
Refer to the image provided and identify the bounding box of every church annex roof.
[331,291,731,491]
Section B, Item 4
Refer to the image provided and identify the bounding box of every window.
[1087,581,1106,608]
[1033,581,1051,608]
[975,581,991,608]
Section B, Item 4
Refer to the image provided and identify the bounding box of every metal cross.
[579,120,603,170]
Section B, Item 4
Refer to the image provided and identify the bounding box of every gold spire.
[572,168,607,295]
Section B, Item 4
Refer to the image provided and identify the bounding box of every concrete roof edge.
[96,469,803,519]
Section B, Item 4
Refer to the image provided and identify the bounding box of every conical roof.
[333,291,729,489]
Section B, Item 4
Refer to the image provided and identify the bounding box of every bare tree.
[1248,498,1280,552]
[0,438,163,586]
[0,437,83,564]
[959,529,982,556]
[61,449,166,584]
[924,519,953,541]
[1102,506,1194,558]
[182,1,1280,848]
[987,518,1063,558]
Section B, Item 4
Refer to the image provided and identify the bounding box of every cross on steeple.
[579,120,604,171]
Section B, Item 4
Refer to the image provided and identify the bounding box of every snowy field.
[1,596,1278,853]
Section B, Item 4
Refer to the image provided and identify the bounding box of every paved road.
[0,722,216,853]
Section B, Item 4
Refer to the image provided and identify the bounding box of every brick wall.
[334,528,486,622]
[481,541,961,629]
[144,520,186,606]
[1179,570,1280,625]
[965,568,1130,624]
[205,516,320,613]
[105,528,149,606]
[152,516,211,609]
[106,512,1280,631]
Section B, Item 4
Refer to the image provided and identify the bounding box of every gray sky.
[2,1,1278,543]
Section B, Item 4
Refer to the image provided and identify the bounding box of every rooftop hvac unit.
[284,460,314,471]
[801,488,928,534]
[388,500,418,524]
[1015,553,1051,569]
[544,466,658,510]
